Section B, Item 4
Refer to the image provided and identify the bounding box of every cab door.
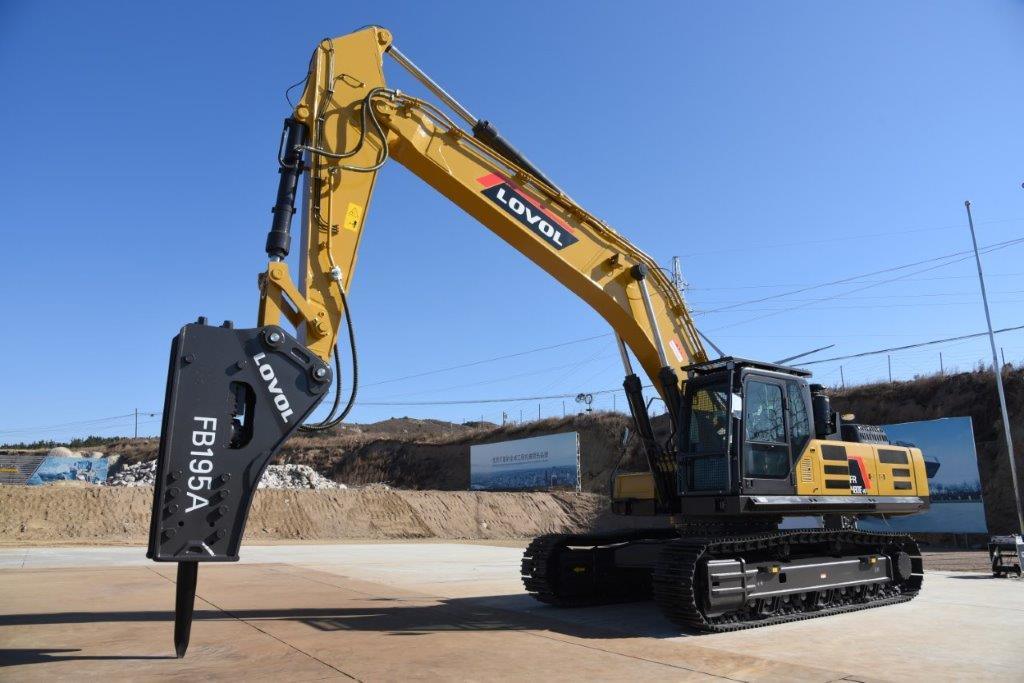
[740,376,794,495]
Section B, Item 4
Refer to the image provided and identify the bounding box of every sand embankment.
[0,485,616,545]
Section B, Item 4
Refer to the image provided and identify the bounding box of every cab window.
[743,380,789,478]
[685,382,729,454]
[786,381,811,456]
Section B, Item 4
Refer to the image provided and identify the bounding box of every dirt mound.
[280,412,650,494]
[0,486,618,545]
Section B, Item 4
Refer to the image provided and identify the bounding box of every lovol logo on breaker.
[477,173,578,250]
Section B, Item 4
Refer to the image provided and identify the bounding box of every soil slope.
[0,485,623,545]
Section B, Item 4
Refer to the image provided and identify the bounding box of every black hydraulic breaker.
[147,319,331,656]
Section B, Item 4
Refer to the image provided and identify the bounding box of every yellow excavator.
[147,26,931,656]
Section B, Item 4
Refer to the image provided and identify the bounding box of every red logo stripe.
[475,172,576,233]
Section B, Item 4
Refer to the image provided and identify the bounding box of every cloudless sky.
[2,1,1023,443]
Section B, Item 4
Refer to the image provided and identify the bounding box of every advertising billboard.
[859,416,986,533]
[782,416,987,533]
[470,432,580,491]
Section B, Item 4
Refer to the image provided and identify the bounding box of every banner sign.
[470,432,580,491]
[25,456,109,485]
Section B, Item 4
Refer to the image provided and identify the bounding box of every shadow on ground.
[0,593,692,644]
[0,648,175,665]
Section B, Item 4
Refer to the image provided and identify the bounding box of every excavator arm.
[266,27,704,390]
[148,26,706,656]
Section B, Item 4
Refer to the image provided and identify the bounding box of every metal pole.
[634,269,670,367]
[134,408,138,438]
[538,404,541,420]
[562,401,565,417]
[386,46,478,127]
[940,352,944,376]
[965,200,1023,534]
[888,355,893,384]
[613,393,617,412]
[840,365,845,389]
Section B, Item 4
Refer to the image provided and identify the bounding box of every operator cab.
[677,357,817,500]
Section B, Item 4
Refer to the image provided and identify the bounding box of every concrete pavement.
[1,543,1021,681]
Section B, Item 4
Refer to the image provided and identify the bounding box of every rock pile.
[107,460,156,487]
[257,464,347,490]
[106,460,346,490]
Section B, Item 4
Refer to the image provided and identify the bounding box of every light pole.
[966,200,1022,534]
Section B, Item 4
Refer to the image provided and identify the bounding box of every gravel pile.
[106,461,346,490]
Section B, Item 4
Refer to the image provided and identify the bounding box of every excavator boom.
[148,26,706,655]
[148,26,930,656]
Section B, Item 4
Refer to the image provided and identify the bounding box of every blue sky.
[2,1,1023,443]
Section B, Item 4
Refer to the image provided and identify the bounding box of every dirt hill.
[0,485,617,545]
[829,367,1024,534]
[280,412,649,493]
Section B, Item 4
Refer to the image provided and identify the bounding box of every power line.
[360,331,612,388]
[688,272,1024,291]
[698,299,1024,313]
[691,288,1024,305]
[799,324,1024,366]
[700,235,1024,316]
[0,412,138,436]
[677,217,1024,258]
[330,239,1024,401]
[707,238,1024,331]
[364,352,617,401]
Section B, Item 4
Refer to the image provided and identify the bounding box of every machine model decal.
[477,173,578,250]
[186,416,217,513]
[253,352,294,423]
[847,455,872,494]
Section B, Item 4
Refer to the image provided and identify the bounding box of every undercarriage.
[522,527,923,632]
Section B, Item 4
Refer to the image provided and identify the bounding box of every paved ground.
[0,544,1020,681]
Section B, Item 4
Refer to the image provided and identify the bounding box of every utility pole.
[1001,347,1007,370]
[134,408,139,438]
[519,409,523,423]
[613,393,616,412]
[888,355,893,384]
[562,401,565,417]
[671,256,687,292]
[966,200,1022,534]
[840,365,845,389]
[537,403,541,420]
[940,352,944,376]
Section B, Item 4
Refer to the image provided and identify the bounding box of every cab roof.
[682,356,812,378]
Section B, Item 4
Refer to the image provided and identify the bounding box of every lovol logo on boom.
[477,173,579,250]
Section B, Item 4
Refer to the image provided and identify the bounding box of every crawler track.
[521,529,677,607]
[652,529,922,632]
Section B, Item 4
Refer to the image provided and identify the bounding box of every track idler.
[147,319,331,656]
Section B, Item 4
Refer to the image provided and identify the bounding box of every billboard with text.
[470,432,580,491]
